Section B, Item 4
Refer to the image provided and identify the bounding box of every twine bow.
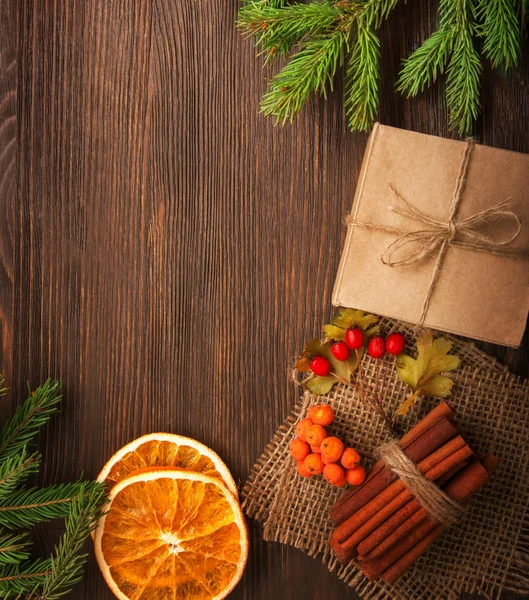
[347,142,527,325]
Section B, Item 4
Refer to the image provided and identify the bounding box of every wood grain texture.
[1,0,529,598]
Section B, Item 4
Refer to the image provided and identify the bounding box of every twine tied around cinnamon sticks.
[346,141,528,325]
[376,439,465,526]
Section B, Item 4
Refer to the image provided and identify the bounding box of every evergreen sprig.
[238,0,527,136]
[0,380,62,461]
[40,485,106,600]
[0,379,106,599]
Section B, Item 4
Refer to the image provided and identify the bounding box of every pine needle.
[0,559,52,597]
[0,452,41,501]
[0,532,31,567]
[479,0,520,69]
[345,19,380,131]
[0,381,62,461]
[238,2,341,60]
[0,482,103,530]
[397,28,455,96]
[446,27,482,135]
[238,0,525,135]
[40,483,106,600]
[260,28,349,123]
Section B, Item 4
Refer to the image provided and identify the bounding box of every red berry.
[331,341,350,361]
[345,327,364,349]
[386,332,406,355]
[310,356,331,377]
[368,336,385,359]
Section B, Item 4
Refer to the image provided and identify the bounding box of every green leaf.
[395,331,461,415]
[306,376,336,395]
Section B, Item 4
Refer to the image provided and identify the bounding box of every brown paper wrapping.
[332,124,529,346]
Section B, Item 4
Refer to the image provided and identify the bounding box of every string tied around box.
[376,439,465,526]
[346,141,529,325]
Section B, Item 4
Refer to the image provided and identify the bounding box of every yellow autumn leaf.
[395,331,461,416]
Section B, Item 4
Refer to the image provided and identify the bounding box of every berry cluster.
[308,329,407,433]
[309,330,406,376]
[290,404,366,488]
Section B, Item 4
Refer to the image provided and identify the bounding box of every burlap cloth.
[242,319,529,600]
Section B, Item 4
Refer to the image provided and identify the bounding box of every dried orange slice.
[94,468,248,600]
[97,433,238,497]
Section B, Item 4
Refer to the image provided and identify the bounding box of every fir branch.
[523,0,529,28]
[446,27,481,135]
[0,559,51,598]
[260,28,350,123]
[0,381,61,461]
[0,376,7,398]
[39,484,106,600]
[0,532,31,567]
[397,28,455,96]
[345,18,380,131]
[0,482,102,530]
[479,0,520,68]
[362,0,402,28]
[0,452,41,502]
[397,0,481,135]
[238,2,342,60]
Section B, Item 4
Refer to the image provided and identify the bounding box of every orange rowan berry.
[310,444,322,454]
[296,460,313,478]
[341,447,362,469]
[323,463,347,487]
[290,438,310,462]
[295,418,313,442]
[307,403,334,426]
[305,424,327,447]
[320,437,345,464]
[304,453,324,475]
[345,465,366,486]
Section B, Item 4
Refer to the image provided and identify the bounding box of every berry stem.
[380,355,391,401]
[331,373,394,434]
[354,349,377,398]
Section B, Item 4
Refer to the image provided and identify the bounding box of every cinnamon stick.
[355,444,473,557]
[356,457,497,583]
[332,435,467,546]
[381,458,498,584]
[359,457,471,561]
[329,415,458,551]
[329,402,454,524]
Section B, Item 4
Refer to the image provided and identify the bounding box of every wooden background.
[1,1,528,598]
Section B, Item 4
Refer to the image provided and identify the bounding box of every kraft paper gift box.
[332,124,529,347]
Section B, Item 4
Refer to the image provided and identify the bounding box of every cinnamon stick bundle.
[329,401,455,525]
[328,403,498,585]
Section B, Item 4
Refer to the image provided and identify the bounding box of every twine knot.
[447,219,457,242]
[377,440,465,526]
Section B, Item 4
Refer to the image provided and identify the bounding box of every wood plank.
[6,0,529,598]
[0,0,18,407]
